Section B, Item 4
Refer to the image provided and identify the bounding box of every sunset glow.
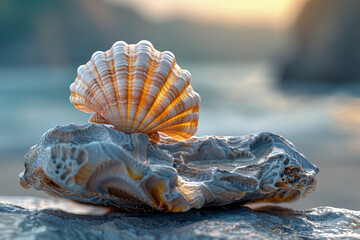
[104,0,308,29]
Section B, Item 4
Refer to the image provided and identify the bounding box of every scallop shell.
[70,40,200,142]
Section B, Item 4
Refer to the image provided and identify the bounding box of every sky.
[104,0,308,30]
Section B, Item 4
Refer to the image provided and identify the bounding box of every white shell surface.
[20,124,319,212]
[70,40,200,142]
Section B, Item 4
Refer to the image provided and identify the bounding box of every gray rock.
[20,124,318,212]
[280,0,360,86]
[1,197,360,239]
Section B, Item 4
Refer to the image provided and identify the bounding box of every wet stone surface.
[1,197,360,240]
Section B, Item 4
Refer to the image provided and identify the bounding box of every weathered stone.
[1,197,360,239]
[19,124,318,212]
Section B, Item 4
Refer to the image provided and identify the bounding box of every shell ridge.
[90,53,114,111]
[114,42,130,130]
[113,41,129,130]
[135,52,176,132]
[151,120,198,140]
[72,69,108,113]
[69,78,95,112]
[104,47,122,127]
[146,114,199,141]
[145,55,179,121]
[130,47,160,131]
[128,42,153,132]
[70,91,97,113]
[126,45,137,132]
[87,52,111,106]
[131,49,162,132]
[72,68,106,111]
[132,50,166,131]
[159,121,198,133]
[89,52,120,127]
[140,85,189,133]
[140,84,198,133]
[89,113,110,124]
[139,70,193,132]
[144,107,198,134]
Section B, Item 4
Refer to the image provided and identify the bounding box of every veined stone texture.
[19,124,318,212]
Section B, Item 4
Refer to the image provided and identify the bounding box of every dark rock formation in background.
[280,0,360,85]
[0,0,282,66]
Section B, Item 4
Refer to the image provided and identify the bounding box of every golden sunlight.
[104,0,308,29]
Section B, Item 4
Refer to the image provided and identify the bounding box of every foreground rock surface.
[1,197,360,239]
[20,124,318,212]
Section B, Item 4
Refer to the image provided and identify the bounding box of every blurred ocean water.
[1,62,360,210]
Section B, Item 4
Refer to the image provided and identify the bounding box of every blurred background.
[1,0,360,210]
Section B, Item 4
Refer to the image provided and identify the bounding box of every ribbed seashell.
[70,40,200,142]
